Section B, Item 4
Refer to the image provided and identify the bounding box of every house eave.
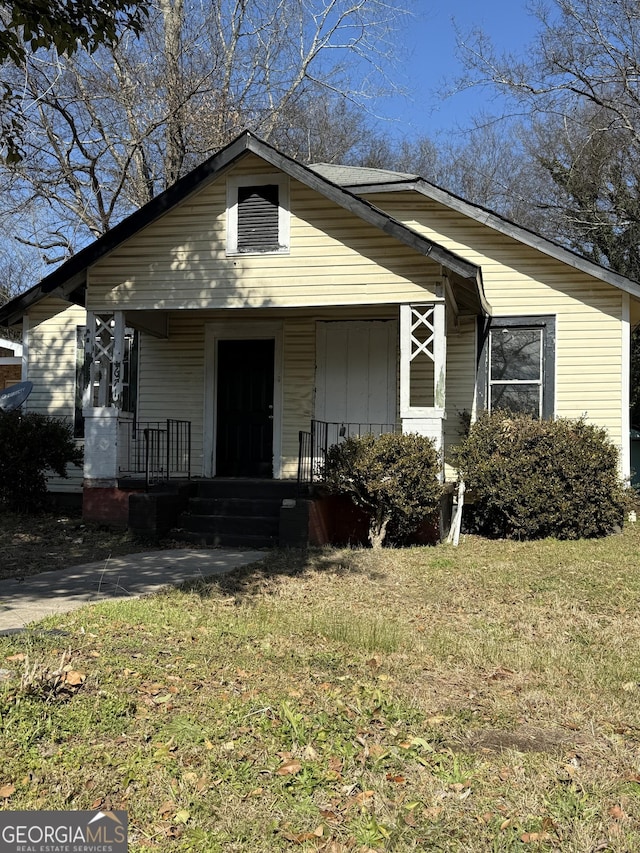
[350,180,640,300]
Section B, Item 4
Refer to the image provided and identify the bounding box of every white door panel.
[315,321,397,425]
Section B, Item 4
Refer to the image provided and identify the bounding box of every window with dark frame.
[477,316,555,419]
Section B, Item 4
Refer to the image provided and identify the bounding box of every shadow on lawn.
[178,547,386,603]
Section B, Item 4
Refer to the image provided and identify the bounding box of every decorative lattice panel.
[409,306,435,363]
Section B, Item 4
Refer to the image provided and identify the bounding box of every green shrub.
[452,411,627,540]
[322,431,442,548]
[0,412,83,513]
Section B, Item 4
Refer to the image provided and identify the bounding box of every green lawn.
[1,528,640,851]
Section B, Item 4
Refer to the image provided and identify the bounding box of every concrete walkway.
[0,549,264,634]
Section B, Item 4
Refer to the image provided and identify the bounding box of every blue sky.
[379,0,542,139]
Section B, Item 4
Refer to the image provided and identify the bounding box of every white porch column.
[400,302,447,458]
[83,311,126,487]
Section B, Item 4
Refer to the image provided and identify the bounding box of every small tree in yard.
[0,412,82,513]
[452,411,628,540]
[323,432,442,548]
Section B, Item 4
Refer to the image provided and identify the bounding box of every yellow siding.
[443,317,477,479]
[371,192,626,451]
[26,299,85,492]
[88,156,440,311]
[136,315,206,477]
[282,318,315,478]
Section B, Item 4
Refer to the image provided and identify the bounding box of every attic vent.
[237,184,279,252]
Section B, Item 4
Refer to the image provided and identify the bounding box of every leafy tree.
[322,432,442,548]
[0,0,148,162]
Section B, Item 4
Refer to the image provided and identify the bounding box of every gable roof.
[0,132,488,326]
[312,163,640,300]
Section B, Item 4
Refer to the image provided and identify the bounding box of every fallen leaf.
[608,805,625,820]
[277,760,302,776]
[158,800,175,818]
[521,832,552,843]
[424,807,443,821]
[386,774,405,784]
[64,671,85,686]
[0,784,15,798]
[5,653,25,662]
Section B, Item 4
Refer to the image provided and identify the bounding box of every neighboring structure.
[0,131,639,532]
[0,337,22,389]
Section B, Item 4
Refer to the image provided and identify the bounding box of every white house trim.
[622,292,631,480]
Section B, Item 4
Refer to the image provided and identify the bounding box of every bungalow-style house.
[1,131,639,543]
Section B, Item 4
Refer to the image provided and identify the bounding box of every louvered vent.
[237,185,279,252]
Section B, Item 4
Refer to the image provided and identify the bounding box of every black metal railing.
[297,419,396,490]
[119,419,191,489]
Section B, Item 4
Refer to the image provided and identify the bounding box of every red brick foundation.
[82,486,134,527]
[308,493,439,547]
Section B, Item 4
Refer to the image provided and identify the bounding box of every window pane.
[491,384,540,417]
[490,328,541,381]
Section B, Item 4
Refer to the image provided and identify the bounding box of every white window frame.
[226,173,290,256]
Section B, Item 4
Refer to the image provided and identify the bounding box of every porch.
[80,297,478,538]
[116,417,399,546]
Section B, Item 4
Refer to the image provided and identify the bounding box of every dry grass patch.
[0,511,194,580]
[0,528,639,850]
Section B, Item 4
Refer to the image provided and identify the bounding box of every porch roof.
[0,132,490,327]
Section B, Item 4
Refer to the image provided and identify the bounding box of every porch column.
[82,311,129,524]
[399,302,446,457]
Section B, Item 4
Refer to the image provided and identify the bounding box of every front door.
[216,339,274,477]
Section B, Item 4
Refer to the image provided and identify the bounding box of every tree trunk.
[369,511,390,549]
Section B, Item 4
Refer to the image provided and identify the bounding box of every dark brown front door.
[216,338,274,477]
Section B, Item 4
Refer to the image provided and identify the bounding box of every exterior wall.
[87,154,441,311]
[24,299,86,492]
[370,192,628,456]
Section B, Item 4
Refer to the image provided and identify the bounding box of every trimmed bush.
[322,431,442,548]
[0,411,83,513]
[452,411,627,540]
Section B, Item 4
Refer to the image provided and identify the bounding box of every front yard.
[1,523,639,850]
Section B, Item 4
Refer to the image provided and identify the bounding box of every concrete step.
[187,497,281,518]
[179,513,279,536]
[171,529,277,549]
[194,478,298,500]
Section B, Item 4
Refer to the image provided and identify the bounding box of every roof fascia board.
[352,179,640,299]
